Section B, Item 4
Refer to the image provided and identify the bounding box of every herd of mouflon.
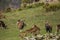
[0,19,60,40]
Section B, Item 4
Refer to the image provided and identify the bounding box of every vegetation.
[0,6,60,40]
[0,0,60,40]
[44,3,60,11]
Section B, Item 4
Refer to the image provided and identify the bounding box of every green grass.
[0,6,60,40]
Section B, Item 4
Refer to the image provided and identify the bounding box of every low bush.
[35,2,44,7]
[26,4,36,9]
[43,3,60,12]
[18,8,23,11]
[26,2,44,9]
[6,7,11,12]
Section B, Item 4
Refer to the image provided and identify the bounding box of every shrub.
[58,0,60,1]
[44,3,60,12]
[34,2,44,7]
[26,2,44,9]
[23,3,27,8]
[38,2,44,6]
[18,8,22,11]
[31,4,36,8]
[6,7,11,12]
[26,4,36,9]
[27,5,33,8]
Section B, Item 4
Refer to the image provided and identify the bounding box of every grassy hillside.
[0,6,60,40]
